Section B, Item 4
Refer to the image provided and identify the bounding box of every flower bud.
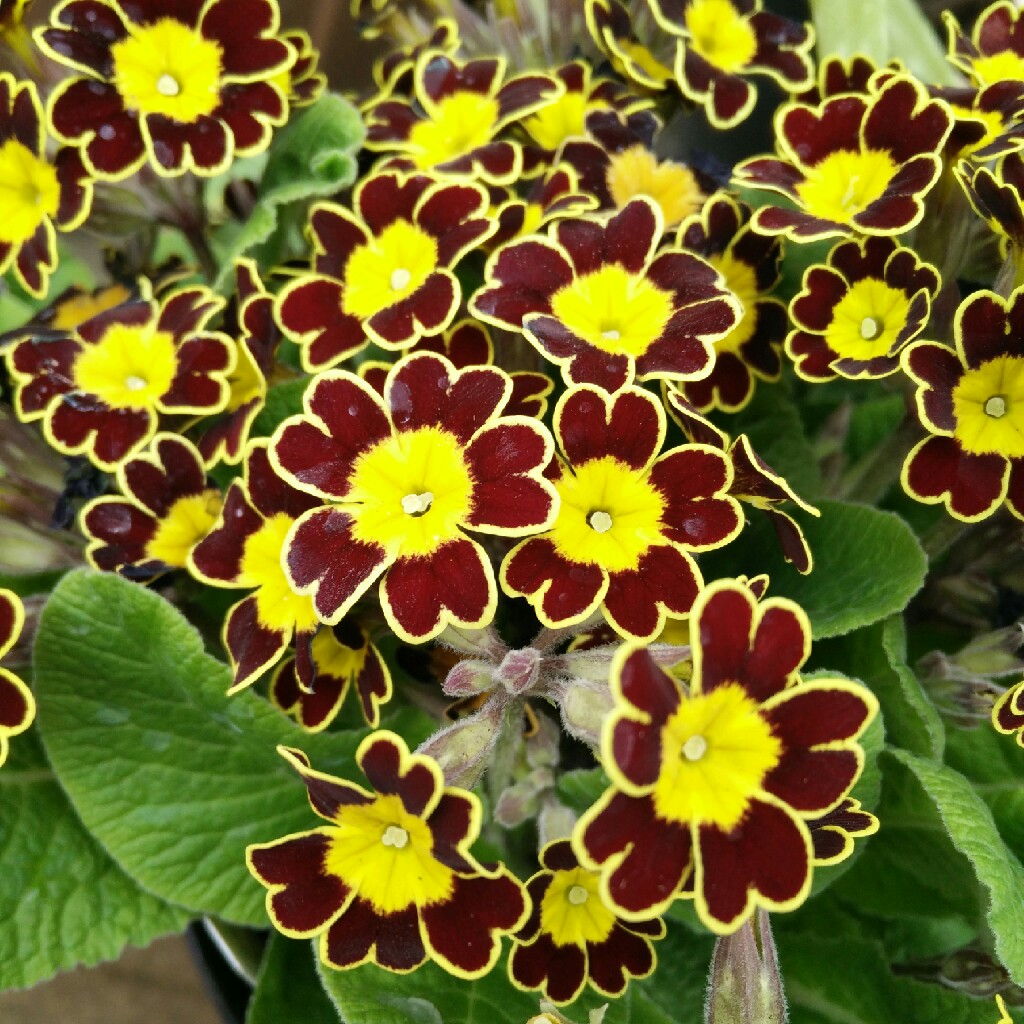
[441,658,493,697]
[416,705,502,788]
[496,646,542,695]
[706,911,787,1024]
[558,677,615,748]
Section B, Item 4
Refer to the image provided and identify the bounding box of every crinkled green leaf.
[888,747,1024,983]
[32,569,421,926]
[809,0,957,86]
[781,935,1006,1023]
[212,93,364,288]
[247,936,338,1024]
[0,731,189,990]
[702,499,927,639]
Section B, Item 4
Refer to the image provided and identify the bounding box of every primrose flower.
[676,192,786,411]
[276,171,495,372]
[958,150,1024,254]
[36,0,294,178]
[472,197,740,392]
[787,236,940,381]
[576,580,877,933]
[945,2,1024,88]
[902,287,1024,522]
[488,166,598,248]
[81,433,220,577]
[735,76,952,241]
[247,733,528,975]
[650,0,815,128]
[0,74,92,297]
[501,385,742,641]
[271,617,392,730]
[195,260,282,466]
[520,60,652,159]
[364,53,562,184]
[993,680,1024,746]
[934,80,1024,162]
[585,0,677,92]
[0,589,34,767]
[278,29,326,108]
[509,839,664,1005]
[189,440,320,694]
[270,352,557,643]
[6,287,235,471]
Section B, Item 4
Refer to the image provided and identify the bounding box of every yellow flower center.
[549,264,673,359]
[825,278,911,362]
[346,426,474,559]
[310,624,366,680]
[523,91,602,151]
[539,866,616,947]
[684,0,759,73]
[795,149,898,225]
[146,488,220,567]
[653,682,782,832]
[322,793,454,914]
[342,220,439,321]
[238,513,320,633]
[111,18,224,123]
[709,251,759,355]
[408,92,500,169]
[51,285,132,331]
[550,456,666,573]
[951,354,1024,458]
[0,138,59,245]
[72,321,178,410]
[606,147,703,226]
[968,51,1024,88]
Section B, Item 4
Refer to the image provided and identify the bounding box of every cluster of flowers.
[0,0,1023,1011]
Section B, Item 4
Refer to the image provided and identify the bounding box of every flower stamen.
[156,73,180,97]
[860,316,882,340]
[567,885,589,906]
[588,510,613,533]
[682,734,708,761]
[401,491,434,516]
[986,395,1008,418]
[390,268,411,291]
[381,824,409,849]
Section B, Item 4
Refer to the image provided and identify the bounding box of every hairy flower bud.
[706,911,787,1024]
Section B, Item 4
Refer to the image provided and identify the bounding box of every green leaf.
[809,0,957,87]
[887,748,1024,983]
[212,93,364,288]
[814,618,944,758]
[0,731,189,990]
[781,934,1006,1023]
[702,499,927,639]
[33,569,389,926]
[249,378,311,441]
[247,936,338,1024]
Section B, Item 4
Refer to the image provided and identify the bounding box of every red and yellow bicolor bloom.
[576,580,877,934]
[902,286,1024,522]
[276,29,326,108]
[521,60,652,160]
[276,171,495,372]
[472,197,740,392]
[36,0,294,179]
[735,75,952,241]
[0,589,34,767]
[369,20,459,100]
[959,150,1024,258]
[585,0,677,92]
[650,0,814,128]
[6,286,235,471]
[501,385,742,641]
[945,2,1024,88]
[188,440,320,694]
[676,192,786,411]
[247,733,528,976]
[81,433,221,577]
[363,53,563,185]
[805,797,879,865]
[993,679,1024,746]
[508,839,664,1005]
[0,74,92,297]
[787,236,940,381]
[271,617,392,731]
[195,260,281,467]
[270,351,558,644]
[932,80,1024,163]
[488,166,598,250]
